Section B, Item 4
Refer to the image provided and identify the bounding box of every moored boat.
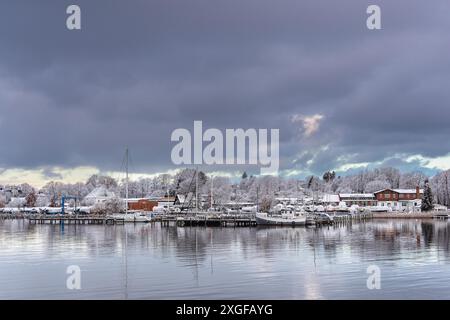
[110,212,152,223]
[255,212,306,226]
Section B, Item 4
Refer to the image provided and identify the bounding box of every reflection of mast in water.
[210,229,214,275]
[194,228,199,284]
[313,229,316,269]
[123,226,128,300]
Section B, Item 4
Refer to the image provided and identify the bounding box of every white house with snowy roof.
[321,194,340,205]
[83,186,117,205]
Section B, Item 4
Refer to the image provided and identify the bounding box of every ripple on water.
[0,219,450,299]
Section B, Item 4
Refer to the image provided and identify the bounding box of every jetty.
[433,213,449,220]
[157,214,257,227]
[156,211,373,227]
[25,214,124,225]
[372,210,450,219]
[0,210,374,227]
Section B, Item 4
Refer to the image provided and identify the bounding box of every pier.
[331,212,373,224]
[433,213,449,220]
[25,214,124,225]
[0,211,375,227]
[157,214,257,227]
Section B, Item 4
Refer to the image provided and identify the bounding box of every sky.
[1,0,450,187]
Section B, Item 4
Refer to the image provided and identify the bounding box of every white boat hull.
[256,213,306,226]
[111,213,152,223]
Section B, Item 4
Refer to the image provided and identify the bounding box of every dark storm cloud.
[0,0,449,177]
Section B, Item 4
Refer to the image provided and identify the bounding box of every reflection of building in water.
[421,221,450,251]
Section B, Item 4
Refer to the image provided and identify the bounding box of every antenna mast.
[125,147,129,215]
[196,166,199,212]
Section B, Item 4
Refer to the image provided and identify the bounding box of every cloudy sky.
[1,0,450,187]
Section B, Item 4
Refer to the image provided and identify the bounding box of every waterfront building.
[374,187,423,210]
[83,186,117,205]
[339,193,377,207]
[322,194,340,206]
[127,198,158,211]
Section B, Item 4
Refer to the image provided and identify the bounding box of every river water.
[0,219,449,299]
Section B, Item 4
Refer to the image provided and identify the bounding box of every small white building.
[321,194,340,206]
[157,196,176,209]
[84,186,117,206]
[275,197,300,205]
[8,197,26,208]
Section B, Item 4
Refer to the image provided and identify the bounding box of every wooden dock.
[330,212,373,224]
[26,214,124,225]
[372,210,450,219]
[157,214,257,227]
[0,211,374,227]
[433,213,449,220]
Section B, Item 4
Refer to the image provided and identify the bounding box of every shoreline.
[372,211,448,219]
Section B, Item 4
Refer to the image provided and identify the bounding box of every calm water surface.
[0,219,449,299]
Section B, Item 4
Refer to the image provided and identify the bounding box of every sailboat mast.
[256,186,259,212]
[125,147,129,214]
[210,175,213,210]
[195,166,199,212]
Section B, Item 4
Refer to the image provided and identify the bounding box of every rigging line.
[182,169,198,211]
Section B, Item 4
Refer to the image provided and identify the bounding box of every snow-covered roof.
[127,198,153,202]
[339,193,375,198]
[322,194,340,203]
[84,186,116,199]
[374,188,423,194]
[393,189,423,194]
[275,197,299,201]
[158,197,175,202]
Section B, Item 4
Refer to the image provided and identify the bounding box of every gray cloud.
[0,0,449,179]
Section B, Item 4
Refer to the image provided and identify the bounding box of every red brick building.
[374,187,423,210]
[127,198,158,211]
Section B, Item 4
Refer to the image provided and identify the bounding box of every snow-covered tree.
[25,190,37,207]
[36,194,50,207]
[18,183,35,197]
[174,168,207,195]
[9,197,26,208]
[431,170,450,206]
[209,177,232,206]
[364,179,390,193]
[105,197,124,214]
[86,175,118,191]
[421,180,434,211]
[400,172,427,189]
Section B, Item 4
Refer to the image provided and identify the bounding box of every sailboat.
[254,187,306,226]
[111,148,152,223]
[255,212,307,226]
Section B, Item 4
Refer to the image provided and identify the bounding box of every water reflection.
[0,219,449,299]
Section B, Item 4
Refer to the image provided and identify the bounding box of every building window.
[384,193,390,199]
